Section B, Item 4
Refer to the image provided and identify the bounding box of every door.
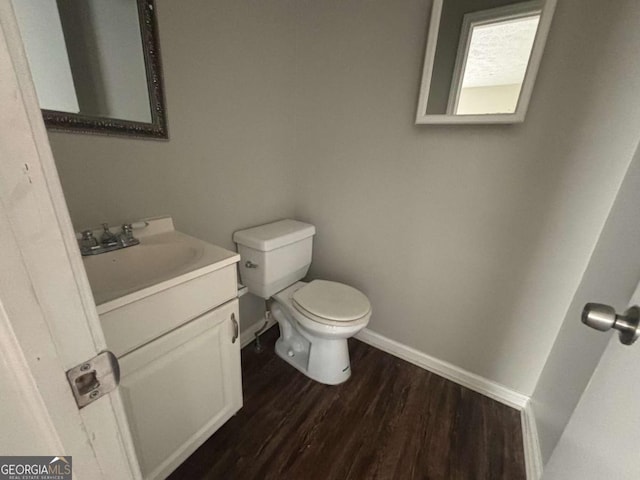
[535,140,640,478]
[542,289,640,479]
[0,1,140,478]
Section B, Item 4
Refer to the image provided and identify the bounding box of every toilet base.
[272,305,352,385]
[275,335,351,385]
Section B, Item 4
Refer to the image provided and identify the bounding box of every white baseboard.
[521,400,543,480]
[355,328,529,409]
[240,316,277,349]
[355,328,541,478]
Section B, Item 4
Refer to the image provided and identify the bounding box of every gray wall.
[57,0,110,118]
[292,0,640,395]
[57,0,151,122]
[48,0,640,399]
[12,0,79,112]
[49,0,299,330]
[88,0,151,122]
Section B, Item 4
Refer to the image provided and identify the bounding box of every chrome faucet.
[100,223,118,246]
[79,230,99,253]
[117,224,140,248]
[79,223,140,256]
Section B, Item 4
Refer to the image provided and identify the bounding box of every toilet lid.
[293,280,370,322]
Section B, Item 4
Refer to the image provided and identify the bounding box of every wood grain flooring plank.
[168,326,526,480]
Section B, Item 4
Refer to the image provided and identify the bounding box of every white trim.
[521,400,543,480]
[355,328,529,408]
[414,0,442,121]
[240,316,278,349]
[415,0,557,124]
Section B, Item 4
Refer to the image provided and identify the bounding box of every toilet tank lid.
[233,219,316,251]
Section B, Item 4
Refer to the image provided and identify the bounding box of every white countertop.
[82,217,240,314]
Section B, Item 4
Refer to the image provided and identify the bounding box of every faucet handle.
[78,229,99,255]
[120,223,133,240]
[100,223,118,245]
[80,230,98,246]
[118,223,139,246]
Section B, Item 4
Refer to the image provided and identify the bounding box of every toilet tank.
[233,220,316,299]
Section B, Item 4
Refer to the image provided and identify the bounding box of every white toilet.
[233,219,371,385]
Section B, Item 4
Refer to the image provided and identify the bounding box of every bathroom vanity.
[82,217,242,480]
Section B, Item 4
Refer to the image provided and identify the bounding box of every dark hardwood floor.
[169,326,525,480]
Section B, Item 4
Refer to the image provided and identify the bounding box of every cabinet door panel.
[119,299,241,480]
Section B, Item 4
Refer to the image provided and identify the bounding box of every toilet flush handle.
[245,261,258,269]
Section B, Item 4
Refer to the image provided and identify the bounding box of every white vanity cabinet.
[81,218,244,480]
[119,299,242,480]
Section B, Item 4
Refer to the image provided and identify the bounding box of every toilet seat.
[292,280,371,326]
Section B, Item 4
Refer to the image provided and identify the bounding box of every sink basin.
[85,241,202,302]
[82,219,240,310]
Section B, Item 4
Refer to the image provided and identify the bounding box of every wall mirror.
[13,0,168,139]
[416,0,557,124]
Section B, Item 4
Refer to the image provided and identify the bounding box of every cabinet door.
[119,299,242,480]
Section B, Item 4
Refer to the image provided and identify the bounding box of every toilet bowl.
[271,280,371,384]
[233,219,372,385]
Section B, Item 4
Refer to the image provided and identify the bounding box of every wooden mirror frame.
[42,0,168,139]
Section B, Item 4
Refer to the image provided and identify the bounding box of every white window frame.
[446,2,543,115]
